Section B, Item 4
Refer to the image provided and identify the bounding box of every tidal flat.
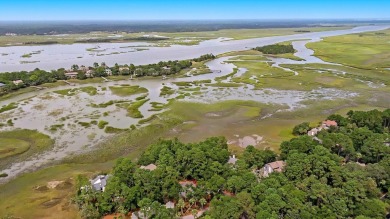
[0,26,389,218]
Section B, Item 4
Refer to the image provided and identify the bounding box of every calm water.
[0,25,388,183]
[0,25,389,72]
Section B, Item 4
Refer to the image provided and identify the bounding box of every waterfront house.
[308,120,338,136]
[321,120,338,128]
[12,80,24,86]
[86,70,94,78]
[262,161,286,177]
[64,72,78,79]
[105,68,113,76]
[90,175,110,192]
[308,128,320,136]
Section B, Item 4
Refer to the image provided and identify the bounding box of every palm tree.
[199,198,207,209]
[355,152,362,162]
[189,197,197,210]
[177,199,185,215]
[191,209,198,219]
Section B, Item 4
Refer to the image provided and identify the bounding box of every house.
[228,155,238,165]
[64,72,78,79]
[86,70,94,78]
[131,211,147,219]
[322,120,338,128]
[162,66,171,74]
[140,164,157,171]
[165,201,175,209]
[307,120,337,136]
[119,67,129,74]
[79,65,88,72]
[308,128,319,136]
[179,180,197,188]
[105,68,112,76]
[0,82,6,88]
[262,161,286,177]
[12,80,23,86]
[90,175,110,192]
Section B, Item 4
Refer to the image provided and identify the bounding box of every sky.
[0,0,389,21]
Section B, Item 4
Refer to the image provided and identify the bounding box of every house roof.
[323,120,338,127]
[266,161,286,172]
[65,72,78,76]
[165,201,175,209]
[0,82,5,87]
[140,164,157,171]
[228,155,238,164]
[179,180,197,187]
[90,175,110,191]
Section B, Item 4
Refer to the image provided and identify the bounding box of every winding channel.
[0,25,389,184]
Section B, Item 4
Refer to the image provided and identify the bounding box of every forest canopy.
[74,109,390,219]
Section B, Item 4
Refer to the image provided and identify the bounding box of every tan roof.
[140,164,157,171]
[165,201,175,209]
[266,161,286,172]
[179,180,197,187]
[323,120,338,127]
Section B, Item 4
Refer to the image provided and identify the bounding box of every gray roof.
[90,175,110,191]
[0,83,6,87]
[228,155,238,165]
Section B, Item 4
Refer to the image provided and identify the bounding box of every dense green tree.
[361,134,389,163]
[280,135,317,159]
[292,122,311,135]
[208,196,243,219]
[74,110,390,219]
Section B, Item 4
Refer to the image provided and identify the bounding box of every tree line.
[253,44,295,54]
[0,54,215,95]
[74,108,390,219]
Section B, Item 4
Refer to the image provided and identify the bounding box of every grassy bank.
[307,29,390,69]
[109,85,148,96]
[0,129,54,170]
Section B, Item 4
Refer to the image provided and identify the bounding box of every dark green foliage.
[280,135,317,159]
[75,109,390,219]
[191,53,215,62]
[243,146,276,168]
[348,109,384,133]
[253,44,295,54]
[292,122,311,135]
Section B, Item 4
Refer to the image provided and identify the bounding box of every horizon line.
[1,18,390,22]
